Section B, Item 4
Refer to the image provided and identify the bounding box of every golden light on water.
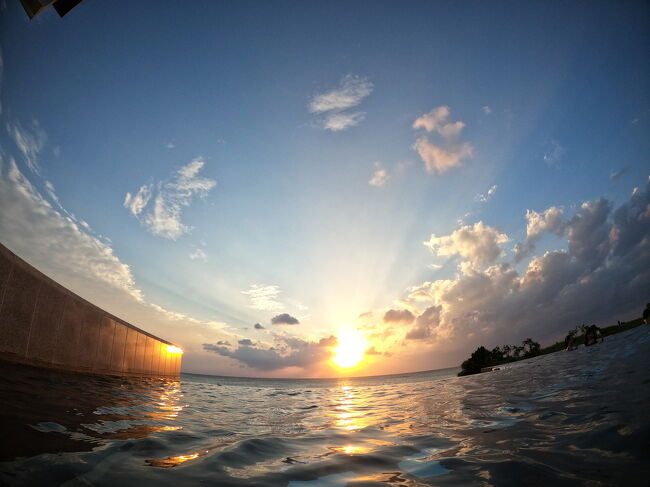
[166,345,184,354]
[332,329,367,369]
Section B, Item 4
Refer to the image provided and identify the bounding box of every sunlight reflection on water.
[1,327,650,486]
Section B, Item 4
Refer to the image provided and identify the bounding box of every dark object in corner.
[19,0,84,19]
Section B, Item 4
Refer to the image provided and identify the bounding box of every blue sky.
[1,0,648,377]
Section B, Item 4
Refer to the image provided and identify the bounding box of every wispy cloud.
[189,248,207,261]
[368,162,389,187]
[309,74,373,131]
[482,106,492,115]
[543,140,566,166]
[242,284,283,311]
[7,121,46,175]
[124,157,216,239]
[476,184,498,203]
[412,106,473,174]
[610,168,626,180]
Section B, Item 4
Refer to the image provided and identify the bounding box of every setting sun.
[332,329,367,369]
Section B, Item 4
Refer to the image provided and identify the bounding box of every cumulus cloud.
[514,206,565,262]
[7,121,46,175]
[406,305,442,340]
[412,106,473,174]
[476,184,498,203]
[413,138,473,175]
[254,323,265,330]
[425,221,509,269]
[271,313,300,325]
[242,284,283,311]
[383,309,415,324]
[124,158,216,239]
[309,74,373,131]
[202,334,336,371]
[238,338,254,346]
[412,106,466,140]
[400,181,650,355]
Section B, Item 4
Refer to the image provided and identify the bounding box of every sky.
[0,0,648,378]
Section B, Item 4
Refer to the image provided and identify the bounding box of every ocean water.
[1,327,649,486]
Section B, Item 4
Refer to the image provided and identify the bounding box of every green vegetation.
[458,314,646,377]
[458,338,540,376]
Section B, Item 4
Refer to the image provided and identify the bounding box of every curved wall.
[0,243,182,377]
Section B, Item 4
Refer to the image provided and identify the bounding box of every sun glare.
[332,329,367,369]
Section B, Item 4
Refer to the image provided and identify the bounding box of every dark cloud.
[216,340,230,346]
[202,335,336,370]
[238,338,254,346]
[271,313,300,325]
[254,323,265,330]
[383,309,415,324]
[406,306,441,340]
[365,346,381,355]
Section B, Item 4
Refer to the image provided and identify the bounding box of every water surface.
[1,327,649,486]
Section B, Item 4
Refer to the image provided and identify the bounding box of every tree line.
[458,338,541,376]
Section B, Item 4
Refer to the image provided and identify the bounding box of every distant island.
[458,311,646,377]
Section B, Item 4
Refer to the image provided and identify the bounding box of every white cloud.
[397,182,650,358]
[412,106,473,174]
[242,284,283,311]
[7,121,46,175]
[309,74,373,113]
[124,157,216,239]
[514,206,565,261]
[322,111,365,132]
[189,248,207,261]
[413,137,473,174]
[476,184,498,203]
[123,184,152,216]
[412,106,465,139]
[482,106,492,115]
[309,74,373,131]
[0,156,242,374]
[166,142,175,149]
[425,221,509,269]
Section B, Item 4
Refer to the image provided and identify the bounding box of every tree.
[459,346,495,376]
[522,338,541,357]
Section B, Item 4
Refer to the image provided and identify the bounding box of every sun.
[332,329,367,369]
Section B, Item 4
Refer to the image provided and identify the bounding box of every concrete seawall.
[0,243,182,377]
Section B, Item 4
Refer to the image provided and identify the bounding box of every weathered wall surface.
[0,243,182,377]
